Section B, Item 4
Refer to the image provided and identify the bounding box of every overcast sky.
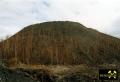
[0,0,120,38]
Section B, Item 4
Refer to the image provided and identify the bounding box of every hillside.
[0,21,120,66]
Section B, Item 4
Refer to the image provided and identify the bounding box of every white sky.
[0,0,120,38]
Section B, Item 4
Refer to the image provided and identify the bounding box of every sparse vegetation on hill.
[0,21,120,66]
[0,21,120,82]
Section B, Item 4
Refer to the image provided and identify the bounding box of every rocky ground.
[0,65,120,82]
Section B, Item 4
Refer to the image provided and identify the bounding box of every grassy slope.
[1,21,120,67]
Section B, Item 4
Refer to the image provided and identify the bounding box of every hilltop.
[0,21,120,66]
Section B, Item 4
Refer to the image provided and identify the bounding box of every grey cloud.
[0,0,120,38]
[42,0,51,7]
[108,18,120,37]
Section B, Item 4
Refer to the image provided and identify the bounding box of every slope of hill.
[0,21,120,66]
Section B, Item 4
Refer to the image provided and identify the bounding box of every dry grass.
[8,64,119,78]
[8,64,97,76]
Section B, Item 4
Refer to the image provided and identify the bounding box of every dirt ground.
[0,65,120,82]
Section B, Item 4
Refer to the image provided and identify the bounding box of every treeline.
[0,21,120,66]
